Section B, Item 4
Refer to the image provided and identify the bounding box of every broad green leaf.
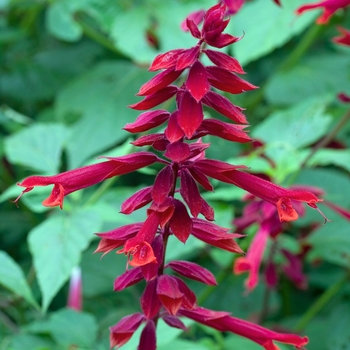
[228,0,317,65]
[266,53,350,105]
[4,123,68,173]
[301,148,350,173]
[307,218,350,268]
[45,0,89,41]
[9,334,55,350]
[56,61,151,168]
[224,334,262,350]
[28,210,102,311]
[252,97,332,149]
[0,251,38,309]
[47,309,97,348]
[327,304,350,350]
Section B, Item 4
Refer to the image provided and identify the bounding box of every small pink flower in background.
[67,266,82,311]
[296,0,350,24]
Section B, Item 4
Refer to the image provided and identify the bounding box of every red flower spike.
[138,321,156,350]
[128,241,157,267]
[15,154,157,209]
[164,141,191,162]
[203,49,245,74]
[109,313,145,348]
[234,222,271,291]
[149,49,184,71]
[188,139,210,160]
[162,315,187,331]
[167,260,217,285]
[202,91,247,124]
[177,91,204,138]
[129,86,178,110]
[172,276,197,309]
[333,26,350,46]
[185,18,202,38]
[181,10,205,32]
[188,167,214,192]
[186,61,210,102]
[137,67,183,96]
[180,169,203,217]
[152,166,174,204]
[176,46,200,71]
[194,158,247,175]
[169,199,193,243]
[165,111,185,143]
[206,66,258,94]
[157,275,184,315]
[179,307,308,350]
[121,186,153,215]
[141,279,162,319]
[141,235,164,281]
[114,267,144,291]
[200,119,251,143]
[203,4,226,34]
[296,0,350,24]
[123,110,170,133]
[200,198,215,221]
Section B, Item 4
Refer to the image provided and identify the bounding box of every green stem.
[301,108,350,167]
[84,177,119,206]
[294,272,350,332]
[74,13,127,58]
[278,24,324,72]
[249,24,324,112]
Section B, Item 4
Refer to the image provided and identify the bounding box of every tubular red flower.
[234,221,271,291]
[332,26,350,46]
[179,307,308,350]
[295,0,350,24]
[15,153,158,209]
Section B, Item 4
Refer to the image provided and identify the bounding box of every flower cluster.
[15,4,321,349]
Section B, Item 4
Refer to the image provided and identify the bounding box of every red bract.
[295,0,350,24]
[123,110,170,133]
[186,61,210,102]
[157,275,184,315]
[109,313,145,348]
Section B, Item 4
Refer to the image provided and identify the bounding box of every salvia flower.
[14,3,315,349]
[296,0,350,24]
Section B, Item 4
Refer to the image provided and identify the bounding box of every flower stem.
[294,272,350,332]
[301,108,350,167]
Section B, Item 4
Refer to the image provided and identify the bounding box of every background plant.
[1,1,350,350]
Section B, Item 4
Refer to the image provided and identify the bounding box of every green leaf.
[307,218,350,268]
[224,334,262,350]
[56,61,151,168]
[327,304,350,350]
[252,97,332,149]
[45,0,87,41]
[28,209,102,311]
[302,148,350,173]
[228,0,317,65]
[158,339,210,350]
[4,123,68,174]
[9,334,55,350]
[47,309,97,348]
[266,53,350,105]
[0,251,38,309]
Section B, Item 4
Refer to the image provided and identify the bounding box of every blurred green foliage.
[1,0,350,349]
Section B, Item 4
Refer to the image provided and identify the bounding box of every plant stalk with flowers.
[13,3,336,349]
